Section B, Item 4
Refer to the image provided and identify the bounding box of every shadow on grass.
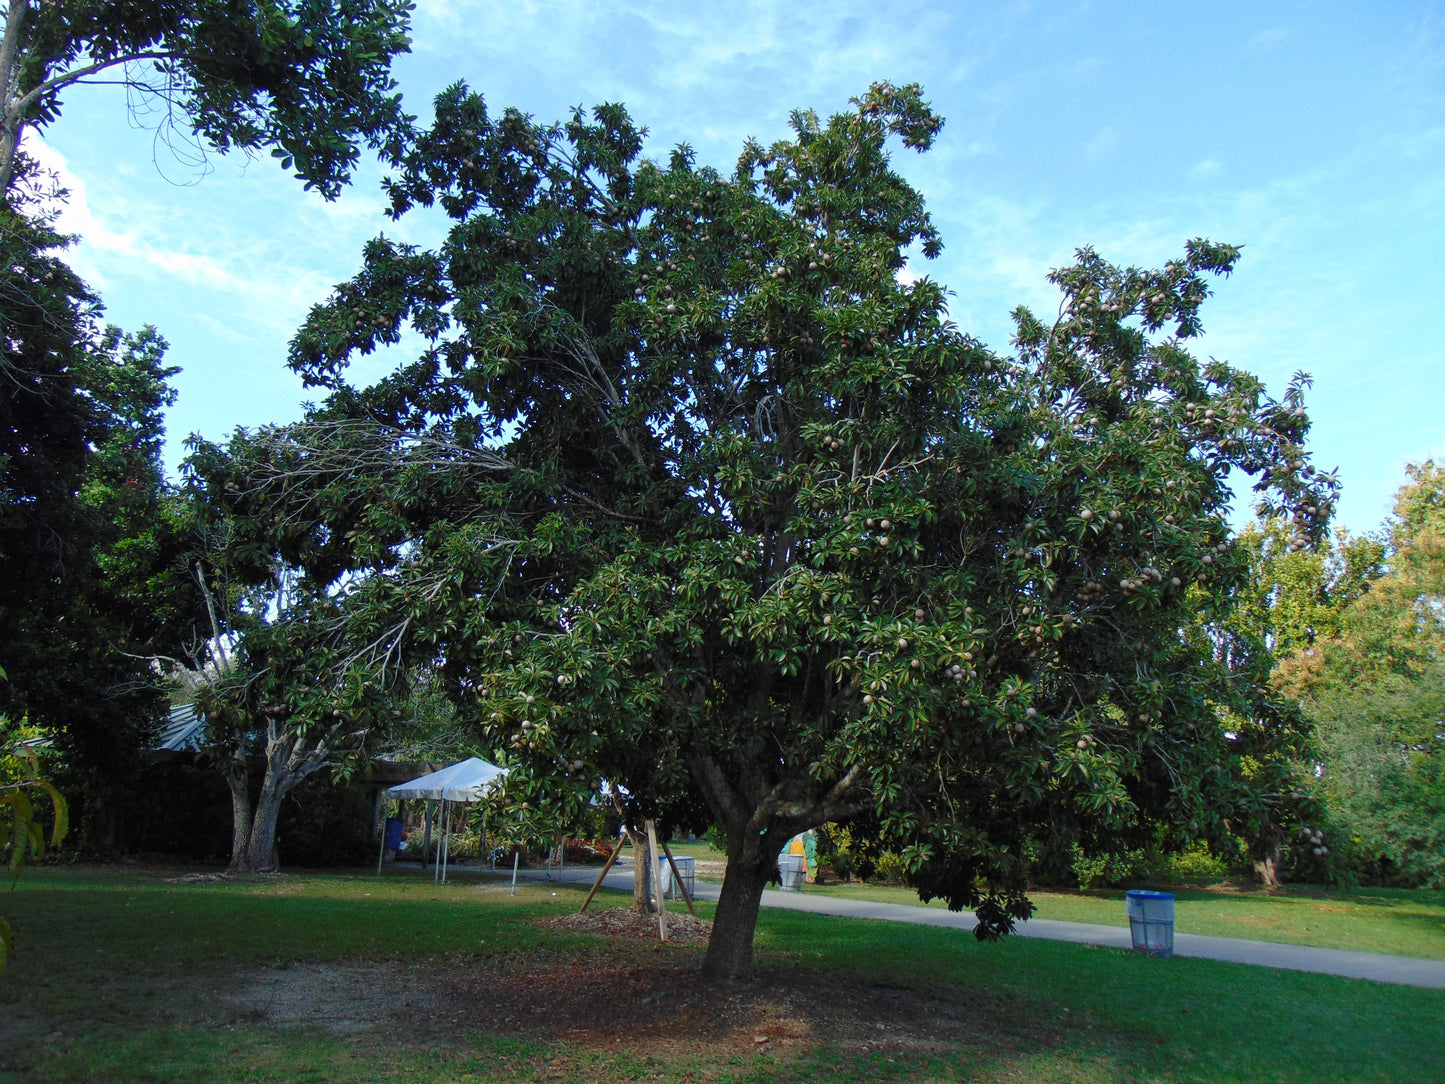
[2,867,1442,1083]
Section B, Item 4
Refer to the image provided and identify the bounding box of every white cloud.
[24,132,363,341]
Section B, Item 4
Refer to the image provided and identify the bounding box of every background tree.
[0,0,416,845]
[1213,516,1385,883]
[0,178,191,842]
[1,0,414,195]
[1266,463,1445,886]
[1278,462,1445,697]
[1235,517,1385,661]
[179,416,520,872]
[266,81,1334,980]
[1308,666,1445,887]
[178,577,407,874]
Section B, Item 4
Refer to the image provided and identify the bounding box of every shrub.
[563,837,610,863]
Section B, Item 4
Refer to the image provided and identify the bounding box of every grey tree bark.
[224,718,333,873]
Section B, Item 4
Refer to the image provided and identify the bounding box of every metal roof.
[157,703,207,752]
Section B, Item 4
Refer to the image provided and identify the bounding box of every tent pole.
[441,799,450,884]
[376,799,387,876]
[509,849,520,896]
[579,835,625,913]
[647,819,668,942]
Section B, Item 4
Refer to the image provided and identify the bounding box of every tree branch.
[10,50,176,123]
[687,752,750,833]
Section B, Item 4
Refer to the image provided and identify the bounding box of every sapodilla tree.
[284,82,1336,979]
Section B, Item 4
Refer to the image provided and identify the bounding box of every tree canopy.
[1276,461,1445,698]
[1,0,414,195]
[0,195,184,818]
[1258,462,1445,886]
[209,81,1337,979]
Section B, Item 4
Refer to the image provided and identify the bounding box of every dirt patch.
[218,921,995,1063]
[229,962,433,1034]
[689,856,728,881]
[445,958,984,1062]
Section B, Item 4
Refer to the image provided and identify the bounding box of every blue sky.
[30,0,1445,536]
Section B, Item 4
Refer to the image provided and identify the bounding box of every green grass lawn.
[797,880,1445,961]
[2,866,1441,1083]
[664,837,1445,960]
[659,839,723,863]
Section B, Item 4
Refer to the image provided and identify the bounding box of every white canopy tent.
[380,757,507,883]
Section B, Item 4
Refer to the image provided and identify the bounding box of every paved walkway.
[487,860,1445,989]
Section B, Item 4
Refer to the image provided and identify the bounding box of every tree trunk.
[238,767,291,872]
[0,0,33,196]
[1251,821,1284,890]
[701,844,777,981]
[627,826,655,913]
[1254,846,1282,888]
[0,103,19,195]
[686,753,869,981]
[225,767,253,870]
[225,731,313,873]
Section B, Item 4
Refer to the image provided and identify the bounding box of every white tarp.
[381,757,508,883]
[385,757,507,802]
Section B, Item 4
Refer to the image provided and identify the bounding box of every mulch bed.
[537,905,714,944]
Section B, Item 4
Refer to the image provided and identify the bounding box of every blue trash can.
[384,817,405,851]
[1125,890,1175,958]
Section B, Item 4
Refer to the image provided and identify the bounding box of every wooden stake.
[578,835,626,914]
[646,819,667,942]
[659,840,697,917]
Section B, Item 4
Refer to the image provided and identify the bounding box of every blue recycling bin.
[1125,890,1175,958]
[384,817,405,851]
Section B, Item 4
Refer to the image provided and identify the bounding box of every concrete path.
[499,861,1445,990]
